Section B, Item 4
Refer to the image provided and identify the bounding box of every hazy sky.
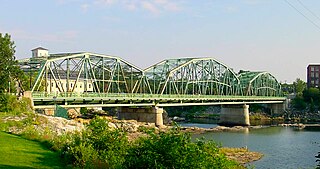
[1,0,320,83]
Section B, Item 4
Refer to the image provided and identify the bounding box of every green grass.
[0,131,65,169]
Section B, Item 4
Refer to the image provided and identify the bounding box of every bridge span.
[26,52,286,126]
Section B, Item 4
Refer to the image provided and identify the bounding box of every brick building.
[307,64,320,88]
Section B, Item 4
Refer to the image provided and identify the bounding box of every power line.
[284,0,320,32]
[297,0,320,22]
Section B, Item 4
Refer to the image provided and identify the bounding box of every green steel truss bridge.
[30,52,285,109]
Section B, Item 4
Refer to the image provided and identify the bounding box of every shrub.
[0,94,32,115]
[62,118,241,169]
[124,127,240,169]
[63,117,129,168]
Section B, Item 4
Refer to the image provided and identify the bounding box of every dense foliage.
[62,117,241,169]
[0,33,29,93]
[125,127,238,169]
[63,117,129,168]
[0,94,32,114]
[291,87,320,112]
[285,79,320,114]
[0,33,21,93]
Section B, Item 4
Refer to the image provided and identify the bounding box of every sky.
[1,0,320,83]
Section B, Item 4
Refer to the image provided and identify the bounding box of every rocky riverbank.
[221,147,263,165]
[2,113,263,165]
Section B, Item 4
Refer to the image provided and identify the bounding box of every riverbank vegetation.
[0,94,246,168]
[62,117,242,169]
[285,79,320,122]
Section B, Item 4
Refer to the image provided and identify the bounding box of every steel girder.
[143,58,241,95]
[238,71,282,97]
[31,52,151,94]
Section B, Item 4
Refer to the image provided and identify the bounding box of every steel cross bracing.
[32,52,151,95]
[238,71,282,97]
[143,58,241,96]
[30,54,285,108]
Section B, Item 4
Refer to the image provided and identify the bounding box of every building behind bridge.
[18,47,93,94]
[307,64,320,88]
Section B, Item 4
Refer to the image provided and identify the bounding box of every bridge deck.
[32,92,286,108]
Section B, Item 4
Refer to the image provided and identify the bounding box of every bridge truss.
[29,54,284,108]
[31,52,150,94]
[238,71,282,96]
[143,58,241,95]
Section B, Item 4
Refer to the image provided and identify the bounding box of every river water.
[180,122,320,169]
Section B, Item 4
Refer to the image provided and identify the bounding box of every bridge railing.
[31,92,285,100]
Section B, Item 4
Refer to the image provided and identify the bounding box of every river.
[180,121,320,169]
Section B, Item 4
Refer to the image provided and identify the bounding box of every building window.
[311,67,315,71]
[311,73,314,77]
[89,84,91,88]
[311,80,315,84]
[316,73,319,78]
[71,83,73,87]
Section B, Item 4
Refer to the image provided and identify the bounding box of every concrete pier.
[118,107,164,126]
[219,104,250,126]
[269,103,285,115]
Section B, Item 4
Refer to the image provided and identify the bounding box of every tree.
[291,95,307,110]
[303,88,320,103]
[0,33,25,93]
[281,83,294,94]
[293,78,306,96]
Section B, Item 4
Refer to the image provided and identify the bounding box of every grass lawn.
[0,131,66,169]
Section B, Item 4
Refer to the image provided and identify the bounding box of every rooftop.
[31,47,48,51]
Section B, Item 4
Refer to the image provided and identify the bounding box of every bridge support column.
[118,107,163,126]
[269,103,285,115]
[219,104,250,126]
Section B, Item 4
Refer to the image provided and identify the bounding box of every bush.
[0,94,32,115]
[63,118,241,169]
[63,117,129,168]
[124,127,240,169]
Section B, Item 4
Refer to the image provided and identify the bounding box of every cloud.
[243,0,264,5]
[95,0,118,6]
[81,3,89,12]
[141,0,181,14]
[225,6,238,13]
[91,0,182,14]
[141,1,160,14]
[154,0,180,11]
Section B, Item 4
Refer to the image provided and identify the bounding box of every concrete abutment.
[219,104,250,126]
[118,107,164,126]
[269,103,285,115]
